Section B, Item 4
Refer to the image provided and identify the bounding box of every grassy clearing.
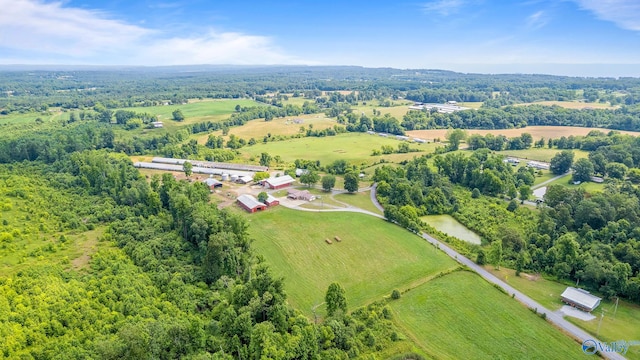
[390,271,580,360]
[408,126,640,141]
[353,101,413,119]
[484,267,568,310]
[0,110,66,125]
[334,191,382,214]
[248,207,456,315]
[239,133,437,166]
[198,114,338,143]
[118,99,261,131]
[546,175,606,193]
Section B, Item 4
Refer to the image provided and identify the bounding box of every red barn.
[237,194,267,213]
[265,194,279,207]
[264,175,295,190]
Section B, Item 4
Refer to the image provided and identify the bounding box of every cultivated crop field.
[248,207,457,315]
[407,125,640,141]
[239,132,437,165]
[390,270,580,359]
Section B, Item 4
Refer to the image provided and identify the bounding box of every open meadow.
[198,113,338,143]
[239,132,437,165]
[390,270,581,359]
[248,207,457,315]
[497,147,590,162]
[408,125,640,141]
[117,98,260,131]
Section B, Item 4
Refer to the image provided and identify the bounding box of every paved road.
[532,171,572,190]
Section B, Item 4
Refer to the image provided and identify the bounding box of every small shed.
[560,287,601,312]
[236,175,254,184]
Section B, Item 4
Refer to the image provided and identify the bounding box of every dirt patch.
[70,229,103,270]
[522,273,541,281]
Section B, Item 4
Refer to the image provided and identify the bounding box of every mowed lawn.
[391,271,580,360]
[239,133,437,165]
[497,147,590,162]
[248,207,456,315]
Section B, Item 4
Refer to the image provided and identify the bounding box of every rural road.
[532,171,572,190]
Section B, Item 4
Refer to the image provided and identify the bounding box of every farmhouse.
[264,175,295,189]
[287,189,316,201]
[265,194,279,207]
[203,177,223,189]
[236,194,267,213]
[560,287,601,312]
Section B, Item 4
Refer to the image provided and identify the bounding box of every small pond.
[421,214,482,245]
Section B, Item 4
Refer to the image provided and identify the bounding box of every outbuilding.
[237,194,267,213]
[560,287,601,312]
[203,177,223,189]
[264,175,295,189]
[265,194,279,207]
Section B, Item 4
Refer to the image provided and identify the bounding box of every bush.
[391,289,401,300]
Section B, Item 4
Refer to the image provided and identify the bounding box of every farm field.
[352,101,413,119]
[248,207,457,315]
[116,98,260,131]
[199,113,337,142]
[238,132,437,165]
[485,267,640,359]
[407,125,640,141]
[390,270,581,360]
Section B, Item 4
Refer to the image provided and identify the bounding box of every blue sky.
[1,0,640,76]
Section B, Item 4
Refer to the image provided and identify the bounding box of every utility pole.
[613,297,619,319]
[596,310,604,337]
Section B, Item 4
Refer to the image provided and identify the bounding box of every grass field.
[407,126,640,141]
[248,207,457,315]
[485,267,640,359]
[353,101,413,119]
[390,271,581,359]
[0,110,65,125]
[198,114,338,143]
[117,98,261,131]
[515,100,618,110]
[239,133,437,166]
[334,191,382,214]
[546,175,606,193]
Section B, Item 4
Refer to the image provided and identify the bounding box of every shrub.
[391,289,401,300]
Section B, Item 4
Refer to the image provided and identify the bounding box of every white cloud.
[572,0,640,31]
[526,10,549,29]
[0,0,306,65]
[422,0,467,16]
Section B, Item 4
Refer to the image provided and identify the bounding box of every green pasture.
[248,207,457,315]
[390,271,581,360]
[239,133,436,166]
[0,111,64,125]
[334,191,383,214]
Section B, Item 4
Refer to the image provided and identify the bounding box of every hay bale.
[334,236,342,242]
[325,238,333,244]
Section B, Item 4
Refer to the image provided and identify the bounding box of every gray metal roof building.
[151,157,268,172]
[560,287,601,312]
